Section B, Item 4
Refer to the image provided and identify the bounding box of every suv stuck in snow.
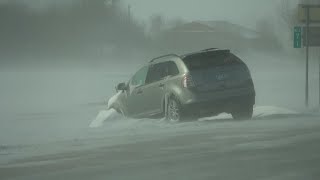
[109,48,255,121]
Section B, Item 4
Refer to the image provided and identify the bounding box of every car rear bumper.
[179,87,255,115]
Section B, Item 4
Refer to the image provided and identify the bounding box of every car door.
[142,62,174,116]
[125,65,149,117]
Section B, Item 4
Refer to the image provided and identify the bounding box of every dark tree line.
[0,0,148,60]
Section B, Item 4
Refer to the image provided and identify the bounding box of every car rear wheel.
[166,97,182,122]
[231,104,253,120]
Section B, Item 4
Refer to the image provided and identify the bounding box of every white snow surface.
[91,105,300,128]
[89,109,118,128]
[1,52,320,180]
[107,91,122,109]
[89,91,122,128]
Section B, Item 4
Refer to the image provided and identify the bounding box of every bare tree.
[0,0,149,60]
[149,14,165,36]
[256,17,275,37]
[256,17,282,50]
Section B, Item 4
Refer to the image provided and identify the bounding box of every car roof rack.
[181,48,230,59]
[149,54,180,63]
[201,48,220,51]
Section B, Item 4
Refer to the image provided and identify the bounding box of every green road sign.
[294,26,302,48]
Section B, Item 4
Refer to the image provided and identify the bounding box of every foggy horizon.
[1,0,300,29]
[1,1,320,180]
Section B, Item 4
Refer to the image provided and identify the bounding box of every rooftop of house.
[166,20,260,39]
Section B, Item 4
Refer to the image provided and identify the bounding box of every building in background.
[157,20,278,54]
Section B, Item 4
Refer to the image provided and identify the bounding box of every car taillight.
[248,79,254,87]
[182,73,195,88]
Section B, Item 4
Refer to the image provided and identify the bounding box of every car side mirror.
[116,82,127,92]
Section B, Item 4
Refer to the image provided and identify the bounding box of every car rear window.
[145,61,179,84]
[182,51,242,71]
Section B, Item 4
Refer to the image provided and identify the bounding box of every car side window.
[145,61,179,84]
[145,63,163,84]
[130,65,149,87]
[167,61,179,76]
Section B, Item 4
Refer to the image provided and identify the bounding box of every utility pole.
[299,4,320,108]
[128,5,131,23]
[305,7,310,107]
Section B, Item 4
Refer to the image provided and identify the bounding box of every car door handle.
[159,83,165,88]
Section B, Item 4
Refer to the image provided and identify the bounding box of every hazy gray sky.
[3,0,301,29]
[124,0,297,29]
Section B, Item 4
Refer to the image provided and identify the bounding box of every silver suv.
[110,48,255,121]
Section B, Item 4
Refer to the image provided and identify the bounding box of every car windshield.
[130,65,149,86]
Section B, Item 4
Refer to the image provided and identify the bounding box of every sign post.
[298,4,320,108]
[305,7,310,107]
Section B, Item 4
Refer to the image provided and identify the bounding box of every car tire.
[166,97,183,122]
[231,104,253,120]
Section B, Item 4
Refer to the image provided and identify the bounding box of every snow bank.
[253,106,299,117]
[90,92,122,128]
[107,91,122,109]
[89,109,118,128]
[199,106,299,121]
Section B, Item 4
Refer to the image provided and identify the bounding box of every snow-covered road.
[1,113,320,180]
[1,53,320,179]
